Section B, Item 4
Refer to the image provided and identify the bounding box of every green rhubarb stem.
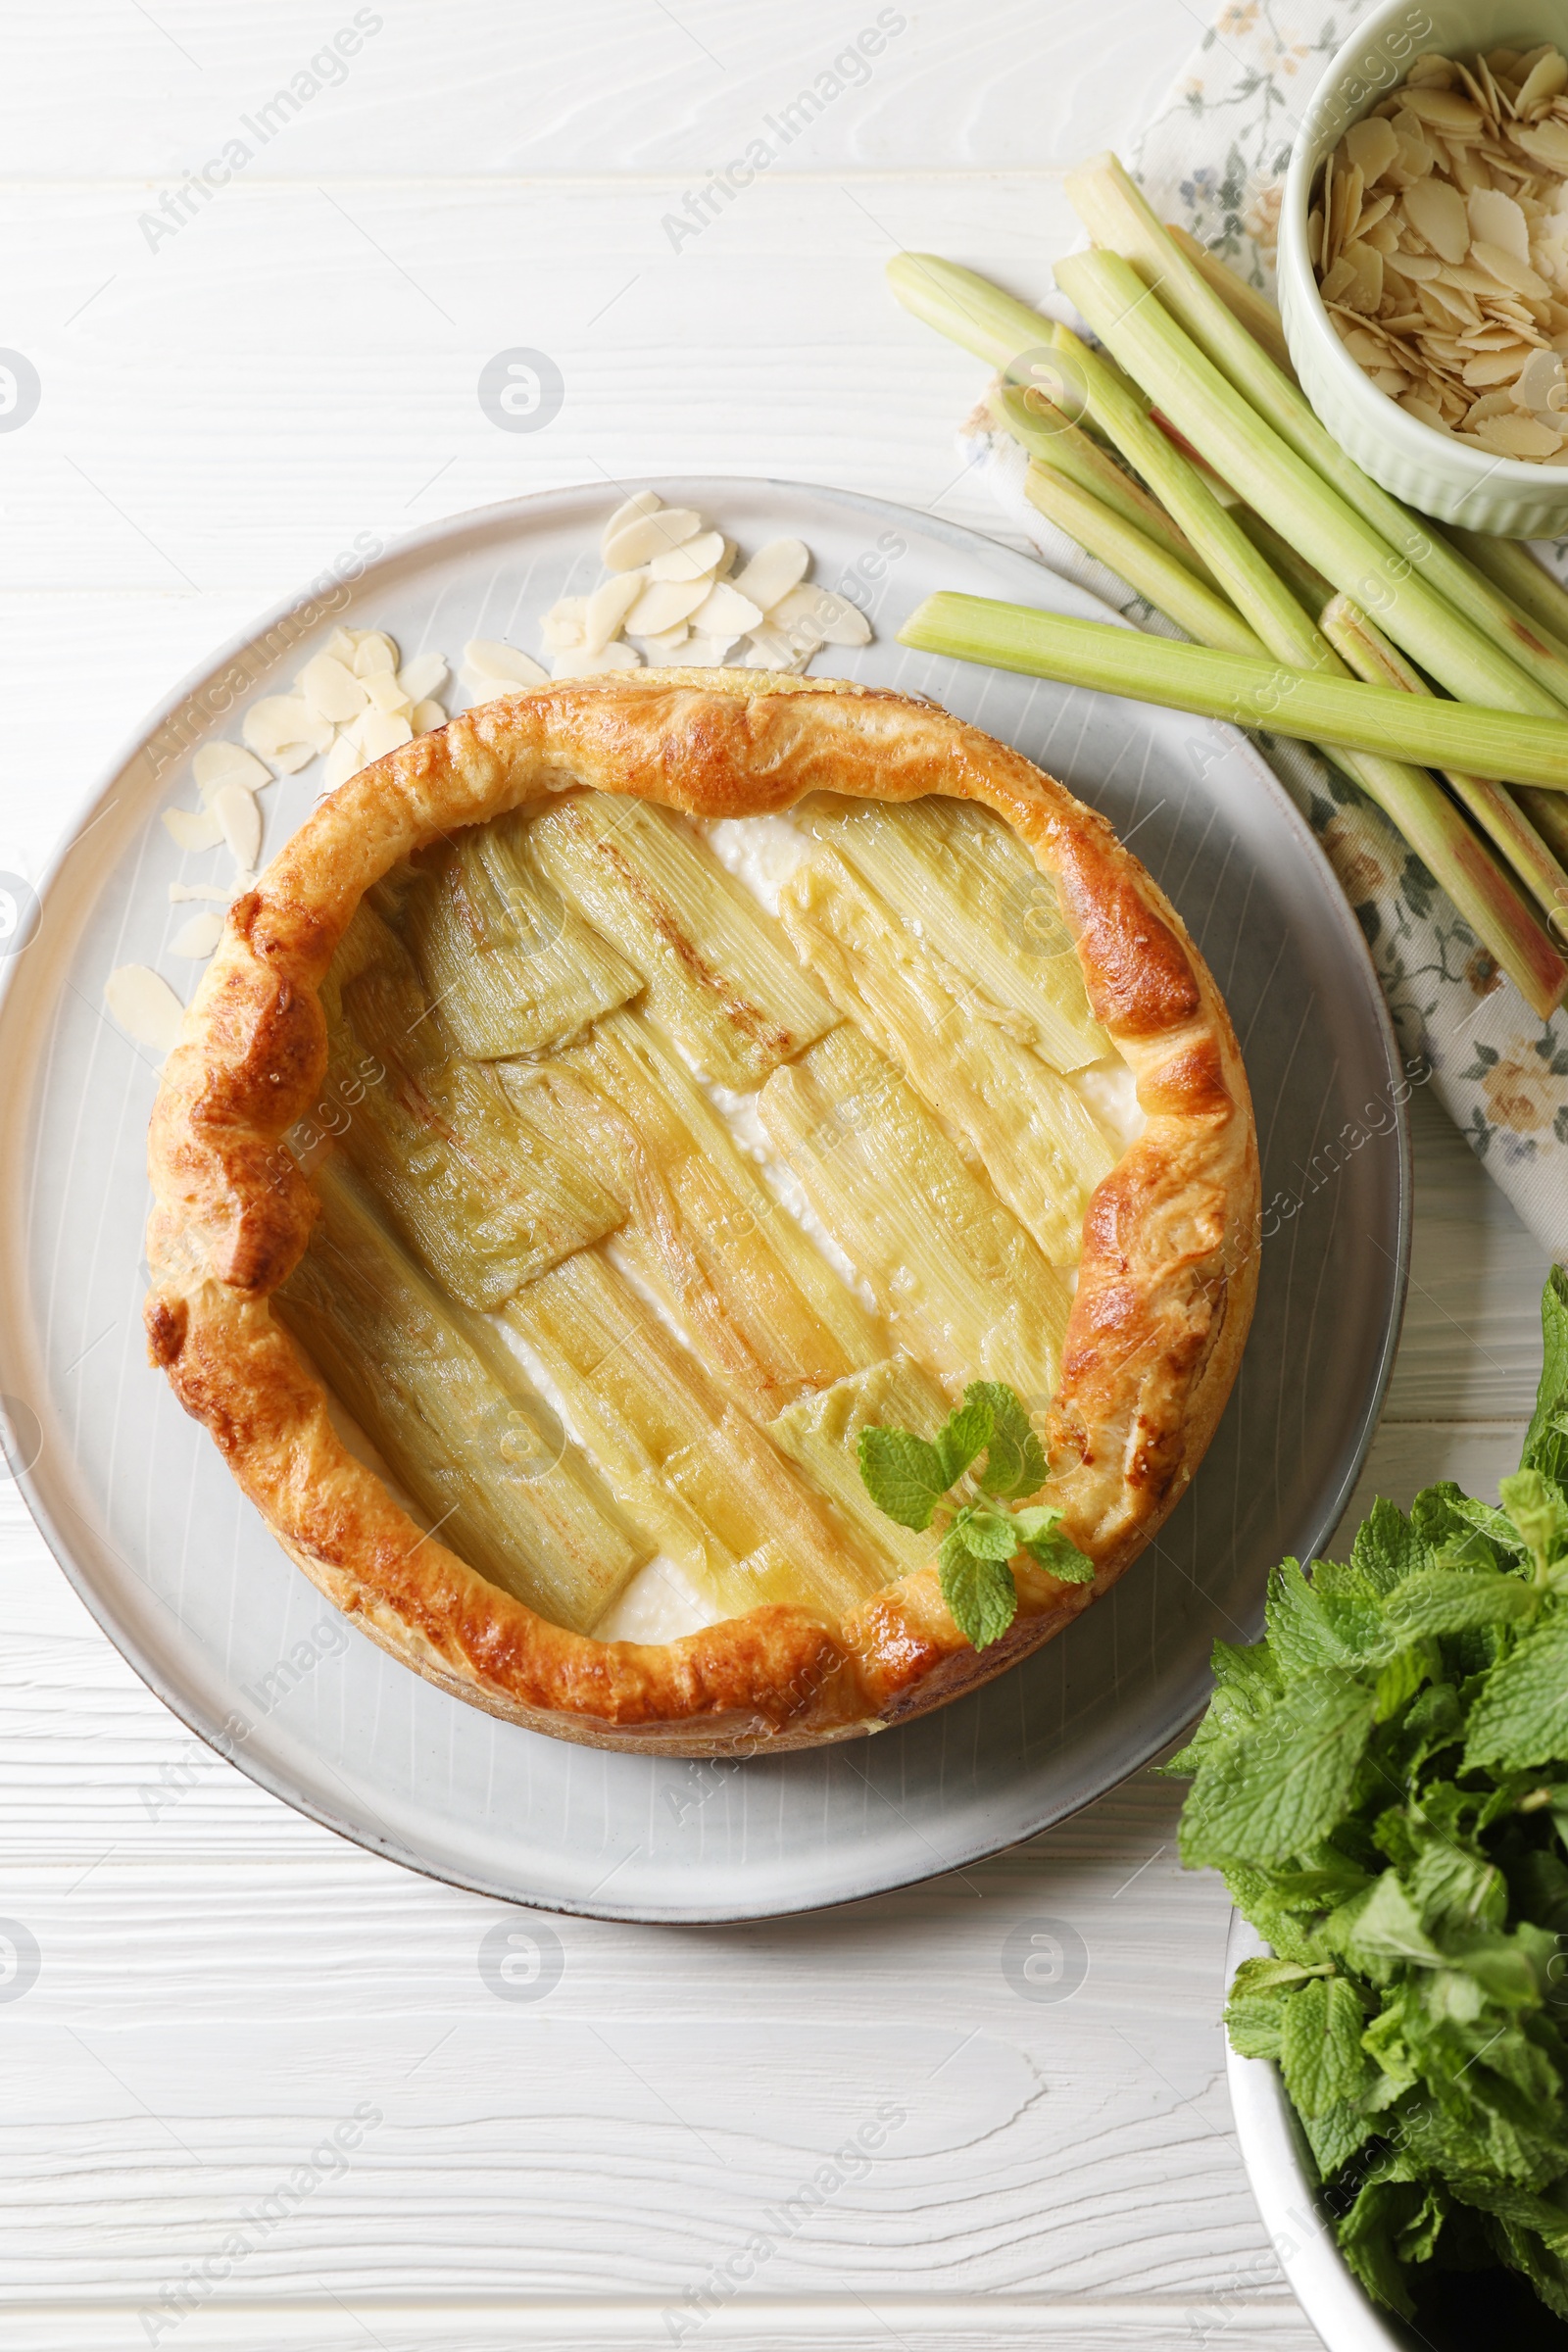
[1231,509,1336,622]
[986,384,1210,578]
[1048,319,1335,673]
[901,593,1568,1017]
[1061,152,1568,716]
[890,244,1387,688]
[1055,247,1559,720]
[1322,595,1568,927]
[1442,530,1568,668]
[896,593,1568,785]
[1517,785,1568,881]
[1021,464,1265,656]
[1163,221,1298,379]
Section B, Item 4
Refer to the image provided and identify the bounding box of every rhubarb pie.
[143,671,1259,1755]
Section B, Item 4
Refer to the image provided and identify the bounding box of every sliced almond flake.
[1514,120,1568,173]
[1347,116,1400,184]
[730,542,812,616]
[461,672,515,704]
[1400,393,1451,430]
[550,642,643,680]
[603,507,703,571]
[1392,250,1443,279]
[357,709,415,759]
[1342,241,1385,311]
[1331,160,1364,263]
[646,527,726,583]
[212,781,262,870]
[319,732,363,795]
[1393,124,1436,181]
[583,570,646,653]
[410,699,447,735]
[396,651,448,705]
[242,695,332,769]
[169,881,230,904]
[1402,176,1472,260]
[1462,344,1532,384]
[681,631,740,668]
[192,743,270,802]
[351,632,398,678]
[1407,54,1456,89]
[463,638,549,687]
[627,620,690,656]
[624,575,713,636]
[324,626,358,665]
[1453,58,1497,120]
[1463,321,1536,348]
[541,597,590,653]
[640,632,702,667]
[1520,51,1568,112]
[1517,345,1568,411]
[743,622,798,667]
[162,805,224,853]
[1402,86,1485,136]
[1471,409,1563,455]
[1369,366,1412,396]
[1320,254,1356,304]
[689,579,764,638]
[170,910,223,960]
[298,653,367,724]
[770,583,873,648]
[1469,184,1531,259]
[360,670,411,716]
[104,965,184,1055]
[1306,207,1325,269]
[1474,238,1554,297]
[600,490,662,560]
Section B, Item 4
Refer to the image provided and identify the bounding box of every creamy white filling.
[1070,1054,1146,1151]
[595,1552,716,1643]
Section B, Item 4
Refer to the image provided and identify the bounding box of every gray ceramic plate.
[0,480,1409,1923]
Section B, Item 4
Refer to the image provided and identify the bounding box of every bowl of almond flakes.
[1279,0,1568,534]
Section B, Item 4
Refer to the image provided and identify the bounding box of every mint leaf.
[1352,1498,1428,1593]
[964,1381,1048,1499]
[1500,1469,1568,1574]
[1165,1639,1281,1776]
[858,1427,951,1532]
[1464,1615,1568,1771]
[1179,1670,1376,1867]
[1372,1644,1431,1722]
[1385,1569,1537,1640]
[1337,1873,1444,1972]
[948,1504,1020,1560]
[1280,1976,1370,2117]
[933,1395,993,1489]
[937,1532,1016,1649]
[1410,1481,1471,1552]
[1525,1264,1568,1474]
[1010,1504,1096,1584]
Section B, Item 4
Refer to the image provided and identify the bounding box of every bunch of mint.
[1173,1268,1568,2323]
[858,1380,1093,1648]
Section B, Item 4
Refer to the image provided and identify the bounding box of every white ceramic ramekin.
[1278,0,1568,536]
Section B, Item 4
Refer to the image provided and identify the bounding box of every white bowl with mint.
[1177,1272,1568,2347]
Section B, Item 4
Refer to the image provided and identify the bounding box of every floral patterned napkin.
[964,0,1568,1259]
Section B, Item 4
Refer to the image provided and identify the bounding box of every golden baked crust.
[143,671,1260,1755]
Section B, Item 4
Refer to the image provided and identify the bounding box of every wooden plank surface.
[0,6,1551,2346]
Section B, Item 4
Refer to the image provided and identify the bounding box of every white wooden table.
[0,8,1549,2345]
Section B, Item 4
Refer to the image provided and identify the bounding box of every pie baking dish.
[141,669,1260,1757]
